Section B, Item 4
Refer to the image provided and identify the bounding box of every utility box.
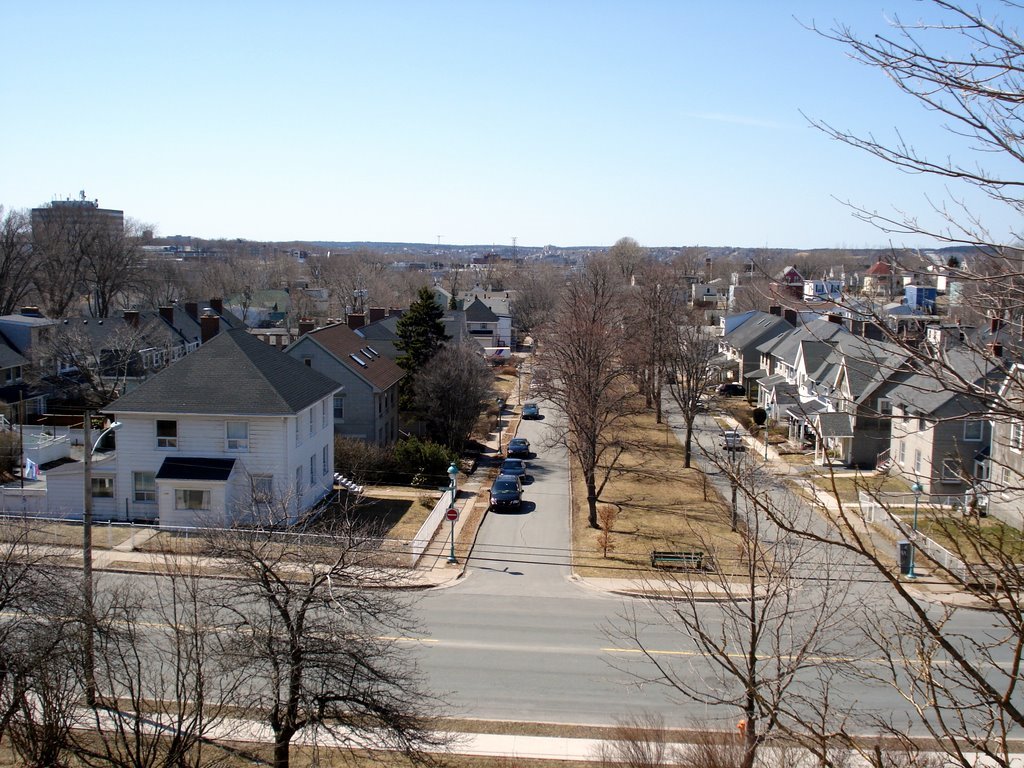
[898,540,912,575]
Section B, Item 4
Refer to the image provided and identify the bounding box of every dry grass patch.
[0,520,135,550]
[811,469,912,503]
[573,413,743,577]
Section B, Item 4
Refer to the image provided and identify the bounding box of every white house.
[45,329,341,527]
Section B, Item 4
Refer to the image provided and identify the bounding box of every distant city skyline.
[2,2,1018,250]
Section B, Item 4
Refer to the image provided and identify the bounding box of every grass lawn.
[810,471,912,503]
[0,519,135,550]
[572,411,743,577]
[897,511,1024,561]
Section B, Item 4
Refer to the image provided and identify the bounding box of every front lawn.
[572,412,743,577]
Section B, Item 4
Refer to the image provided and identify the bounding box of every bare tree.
[765,6,1024,762]
[665,311,720,468]
[30,202,90,317]
[76,566,242,768]
[505,261,563,340]
[0,524,82,765]
[37,320,151,407]
[610,461,859,768]
[413,341,494,452]
[623,260,686,423]
[201,512,447,768]
[82,218,147,318]
[535,256,641,528]
[608,237,647,284]
[0,207,35,317]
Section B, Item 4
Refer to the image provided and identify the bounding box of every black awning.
[156,457,236,481]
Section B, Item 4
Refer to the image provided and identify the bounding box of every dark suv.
[717,383,745,397]
[489,474,523,511]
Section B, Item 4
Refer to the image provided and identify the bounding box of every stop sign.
[445,508,459,521]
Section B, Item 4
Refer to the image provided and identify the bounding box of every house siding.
[286,337,398,446]
[986,416,1024,529]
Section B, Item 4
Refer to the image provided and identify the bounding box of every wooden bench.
[651,550,706,571]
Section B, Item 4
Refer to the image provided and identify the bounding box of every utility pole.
[82,410,96,706]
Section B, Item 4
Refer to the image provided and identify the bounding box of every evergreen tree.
[396,286,449,374]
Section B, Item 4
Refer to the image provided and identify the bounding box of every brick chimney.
[783,308,798,326]
[828,313,843,325]
[991,342,1004,358]
[347,312,365,330]
[368,307,386,323]
[388,307,403,318]
[20,306,41,317]
[185,301,198,319]
[298,318,315,336]
[209,297,223,314]
[123,310,140,328]
[200,313,219,344]
[991,316,1004,334]
[769,305,782,317]
[159,306,175,324]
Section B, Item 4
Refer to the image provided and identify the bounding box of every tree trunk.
[274,735,291,768]
[683,418,694,468]
[586,475,599,529]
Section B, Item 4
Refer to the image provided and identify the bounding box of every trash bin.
[898,540,912,575]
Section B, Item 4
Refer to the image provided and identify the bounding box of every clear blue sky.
[1,1,1017,249]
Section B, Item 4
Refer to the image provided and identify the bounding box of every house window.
[914,448,922,474]
[1012,421,1024,452]
[91,477,114,498]
[226,421,249,451]
[295,466,302,498]
[303,357,312,367]
[963,420,983,442]
[918,414,928,430]
[941,458,962,484]
[877,398,892,417]
[309,408,315,436]
[156,420,177,448]
[175,489,210,510]
[322,401,328,429]
[333,396,344,420]
[322,445,328,477]
[310,455,316,482]
[898,440,906,465]
[296,415,302,446]
[251,475,273,503]
[133,472,156,502]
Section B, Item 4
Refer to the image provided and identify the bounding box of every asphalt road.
[415,399,1024,732]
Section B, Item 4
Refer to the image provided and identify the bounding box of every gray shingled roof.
[110,328,340,416]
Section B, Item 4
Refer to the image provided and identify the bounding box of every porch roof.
[814,412,854,438]
[156,457,236,482]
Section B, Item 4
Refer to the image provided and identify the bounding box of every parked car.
[507,437,531,458]
[522,402,541,419]
[721,429,745,451]
[717,383,746,397]
[500,458,528,479]
[489,474,523,511]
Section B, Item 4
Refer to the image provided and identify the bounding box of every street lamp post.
[908,481,924,579]
[447,462,459,564]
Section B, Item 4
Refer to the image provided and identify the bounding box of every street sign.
[446,508,459,521]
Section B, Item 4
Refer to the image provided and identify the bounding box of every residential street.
[414,397,1024,731]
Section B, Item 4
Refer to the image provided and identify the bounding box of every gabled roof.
[464,297,499,323]
[815,412,855,437]
[110,328,340,416]
[300,322,405,391]
[865,261,893,276]
[722,312,792,352]
[0,341,27,370]
[887,348,1003,416]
